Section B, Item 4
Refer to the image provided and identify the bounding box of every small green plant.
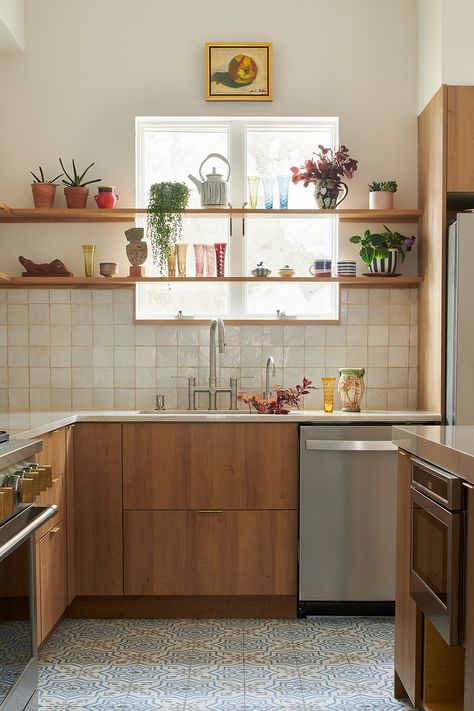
[59,158,101,187]
[30,166,63,184]
[147,182,190,274]
[350,225,416,265]
[368,180,398,193]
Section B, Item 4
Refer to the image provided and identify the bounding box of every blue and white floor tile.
[38,616,413,709]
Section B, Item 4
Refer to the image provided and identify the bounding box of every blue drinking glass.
[277,175,290,209]
[262,176,275,209]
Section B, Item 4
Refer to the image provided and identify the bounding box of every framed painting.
[205,42,273,101]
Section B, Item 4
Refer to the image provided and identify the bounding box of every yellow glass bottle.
[321,377,336,413]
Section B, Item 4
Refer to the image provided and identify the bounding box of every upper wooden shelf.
[0,206,423,224]
[0,274,422,288]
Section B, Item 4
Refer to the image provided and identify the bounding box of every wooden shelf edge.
[2,275,423,288]
[0,206,423,223]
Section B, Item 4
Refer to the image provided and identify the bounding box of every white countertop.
[0,410,441,440]
[393,424,474,482]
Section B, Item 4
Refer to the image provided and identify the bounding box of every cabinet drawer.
[34,428,67,540]
[124,509,297,596]
[37,520,67,644]
[123,423,298,510]
[34,471,65,540]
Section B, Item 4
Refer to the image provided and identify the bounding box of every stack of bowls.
[309,259,332,277]
[336,260,357,277]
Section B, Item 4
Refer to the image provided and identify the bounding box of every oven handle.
[305,440,398,451]
[0,505,58,562]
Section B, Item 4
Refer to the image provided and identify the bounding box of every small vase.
[65,186,89,209]
[168,244,177,277]
[214,243,227,277]
[321,377,336,413]
[95,186,119,209]
[338,368,365,412]
[369,248,398,274]
[262,176,275,209]
[193,244,205,277]
[369,191,394,210]
[247,176,260,209]
[176,243,188,277]
[277,175,290,209]
[204,245,215,276]
[314,180,348,209]
[82,244,96,277]
[31,183,57,209]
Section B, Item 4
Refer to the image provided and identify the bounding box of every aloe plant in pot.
[59,159,101,208]
[30,166,64,209]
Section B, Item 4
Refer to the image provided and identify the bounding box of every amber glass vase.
[321,377,336,413]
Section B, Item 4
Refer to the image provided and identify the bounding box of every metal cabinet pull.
[305,440,397,452]
[52,476,61,484]
[198,510,223,513]
[463,481,474,490]
[50,526,61,534]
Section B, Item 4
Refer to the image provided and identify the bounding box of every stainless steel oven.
[410,456,464,645]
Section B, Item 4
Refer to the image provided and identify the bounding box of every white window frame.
[135,116,340,323]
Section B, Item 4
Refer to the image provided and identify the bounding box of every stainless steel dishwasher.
[298,424,399,617]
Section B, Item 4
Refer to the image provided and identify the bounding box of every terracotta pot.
[369,191,394,210]
[64,186,89,209]
[31,183,57,209]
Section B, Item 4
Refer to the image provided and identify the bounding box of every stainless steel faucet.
[263,355,276,399]
[187,318,238,410]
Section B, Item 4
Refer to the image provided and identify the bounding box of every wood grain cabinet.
[36,521,67,645]
[394,450,422,707]
[447,86,474,193]
[74,423,123,596]
[464,486,474,710]
[123,423,298,510]
[35,427,66,540]
[124,509,297,596]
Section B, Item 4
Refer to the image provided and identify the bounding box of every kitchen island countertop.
[393,424,474,483]
[0,409,440,441]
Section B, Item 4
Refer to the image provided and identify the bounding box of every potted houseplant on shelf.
[147,182,190,274]
[30,166,63,209]
[59,158,101,208]
[290,145,358,209]
[349,225,416,274]
[368,180,398,210]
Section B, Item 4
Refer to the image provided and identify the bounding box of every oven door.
[410,487,463,645]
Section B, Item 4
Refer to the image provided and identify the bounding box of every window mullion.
[228,120,245,318]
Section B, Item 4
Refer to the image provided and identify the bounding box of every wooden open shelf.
[0,274,422,288]
[0,206,423,224]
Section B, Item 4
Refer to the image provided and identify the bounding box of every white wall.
[0,0,419,276]
[417,0,442,114]
[0,0,24,51]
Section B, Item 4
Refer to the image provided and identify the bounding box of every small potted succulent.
[59,158,102,209]
[349,225,416,274]
[291,145,358,209]
[30,166,63,209]
[368,180,398,210]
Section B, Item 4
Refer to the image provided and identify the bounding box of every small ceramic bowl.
[100,262,119,277]
[278,266,295,278]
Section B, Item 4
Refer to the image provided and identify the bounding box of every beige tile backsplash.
[0,287,418,412]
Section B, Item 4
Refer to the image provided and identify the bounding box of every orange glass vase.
[321,377,336,413]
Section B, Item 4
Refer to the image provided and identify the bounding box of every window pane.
[137,282,230,320]
[246,126,335,209]
[245,283,337,319]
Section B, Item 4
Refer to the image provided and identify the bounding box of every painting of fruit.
[205,43,273,101]
[228,54,258,85]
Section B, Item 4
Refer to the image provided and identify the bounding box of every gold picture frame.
[205,42,273,101]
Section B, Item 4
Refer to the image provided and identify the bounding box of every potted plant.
[368,180,398,210]
[59,159,101,208]
[349,225,416,274]
[30,166,63,209]
[147,182,190,274]
[290,145,358,209]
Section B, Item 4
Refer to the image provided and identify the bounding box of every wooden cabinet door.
[37,521,67,645]
[123,423,298,510]
[464,486,474,710]
[124,509,297,596]
[74,424,123,595]
[447,86,474,192]
[35,428,67,539]
[394,450,422,707]
[66,425,75,605]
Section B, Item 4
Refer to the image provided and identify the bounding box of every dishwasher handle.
[305,439,398,452]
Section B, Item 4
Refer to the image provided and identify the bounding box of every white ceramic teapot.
[188,153,231,207]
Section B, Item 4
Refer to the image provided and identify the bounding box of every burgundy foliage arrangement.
[290,145,358,187]
[238,378,316,415]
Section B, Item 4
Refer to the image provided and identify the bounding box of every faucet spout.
[264,355,276,399]
[209,318,226,393]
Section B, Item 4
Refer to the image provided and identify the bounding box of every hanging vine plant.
[146,182,190,274]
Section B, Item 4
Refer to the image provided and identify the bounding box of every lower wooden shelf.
[0,275,423,288]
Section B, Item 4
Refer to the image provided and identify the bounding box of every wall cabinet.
[123,423,298,510]
[124,509,297,596]
[394,449,422,707]
[447,86,474,193]
[74,424,123,596]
